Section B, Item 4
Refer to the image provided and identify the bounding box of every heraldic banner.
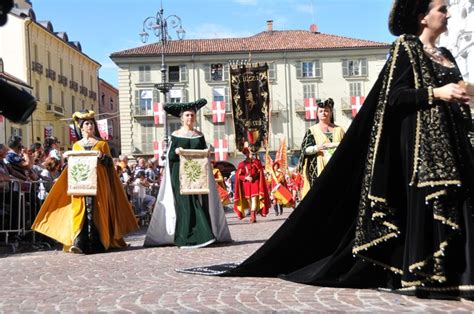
[230,63,270,152]
[64,150,99,196]
[179,148,210,195]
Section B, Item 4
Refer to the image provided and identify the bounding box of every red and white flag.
[44,125,53,139]
[211,101,226,123]
[214,138,228,161]
[153,140,166,160]
[96,119,109,140]
[153,102,165,125]
[351,96,365,117]
[304,98,318,120]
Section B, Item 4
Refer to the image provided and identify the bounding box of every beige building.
[111,22,390,166]
[0,1,100,149]
[99,78,121,157]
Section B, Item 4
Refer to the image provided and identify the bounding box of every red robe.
[233,158,270,219]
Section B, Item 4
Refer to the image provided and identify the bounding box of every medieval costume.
[212,166,230,206]
[270,162,293,215]
[233,148,270,223]
[179,0,474,300]
[144,99,232,248]
[32,110,138,254]
[298,101,345,198]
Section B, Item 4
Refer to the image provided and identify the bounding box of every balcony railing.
[79,86,88,96]
[45,68,56,81]
[69,80,78,91]
[58,74,68,86]
[31,61,43,75]
[89,90,97,100]
[46,103,65,116]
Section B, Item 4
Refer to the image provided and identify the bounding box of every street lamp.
[139,5,185,153]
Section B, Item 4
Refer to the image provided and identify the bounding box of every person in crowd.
[211,161,230,206]
[5,135,30,180]
[43,136,62,163]
[39,157,61,192]
[144,99,231,248]
[233,146,270,223]
[0,144,11,196]
[270,161,291,216]
[134,157,147,176]
[184,0,473,301]
[133,170,156,215]
[298,98,345,198]
[29,142,46,177]
[32,110,138,254]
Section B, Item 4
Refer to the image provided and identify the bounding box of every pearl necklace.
[423,45,454,67]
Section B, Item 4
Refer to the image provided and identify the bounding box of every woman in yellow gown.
[32,110,138,253]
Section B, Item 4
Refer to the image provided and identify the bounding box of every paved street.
[1,209,474,312]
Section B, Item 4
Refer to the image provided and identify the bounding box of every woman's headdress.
[164,98,207,118]
[388,0,431,36]
[71,109,101,140]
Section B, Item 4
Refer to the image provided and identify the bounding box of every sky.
[28,0,397,88]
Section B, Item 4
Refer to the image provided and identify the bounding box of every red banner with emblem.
[351,96,365,117]
[213,138,228,161]
[153,102,164,125]
[211,101,226,123]
[304,98,318,120]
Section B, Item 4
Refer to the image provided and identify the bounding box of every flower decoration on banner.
[304,98,318,120]
[96,119,109,140]
[211,101,226,123]
[153,140,166,160]
[153,102,165,125]
[213,138,228,161]
[351,96,365,117]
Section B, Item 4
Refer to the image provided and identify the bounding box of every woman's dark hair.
[8,135,22,149]
[44,137,59,155]
[43,157,60,172]
[388,0,432,36]
[316,98,335,123]
[30,142,42,151]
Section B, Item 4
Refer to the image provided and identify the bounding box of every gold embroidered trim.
[352,232,399,254]
[417,180,462,188]
[372,212,386,219]
[368,195,387,204]
[398,285,474,292]
[408,241,448,272]
[356,254,403,275]
[433,214,460,230]
[426,190,448,202]
[382,221,398,231]
[401,280,423,287]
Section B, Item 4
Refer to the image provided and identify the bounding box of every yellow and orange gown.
[32,140,138,251]
[213,168,230,206]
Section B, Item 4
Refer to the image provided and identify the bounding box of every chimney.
[266,20,273,32]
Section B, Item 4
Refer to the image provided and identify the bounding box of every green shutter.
[180,64,188,82]
[296,61,302,79]
[342,60,349,77]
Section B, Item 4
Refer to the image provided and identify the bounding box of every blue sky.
[29,0,396,87]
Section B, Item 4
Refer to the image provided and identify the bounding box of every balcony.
[270,100,285,115]
[89,90,97,100]
[69,80,78,91]
[79,86,88,96]
[133,106,153,117]
[58,74,68,86]
[45,68,56,81]
[46,103,65,116]
[31,61,43,75]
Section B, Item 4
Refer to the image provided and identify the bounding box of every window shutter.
[296,61,302,79]
[342,60,349,77]
[204,64,210,82]
[139,67,144,82]
[303,84,308,99]
[314,60,321,78]
[153,89,159,103]
[145,66,151,82]
[180,64,188,82]
[268,62,277,80]
[360,59,368,76]
[223,64,229,81]
[134,90,139,114]
[224,87,230,111]
[181,88,187,102]
[311,84,316,98]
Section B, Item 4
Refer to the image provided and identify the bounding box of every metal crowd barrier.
[0,178,53,252]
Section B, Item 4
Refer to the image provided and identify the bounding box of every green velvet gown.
[168,134,215,247]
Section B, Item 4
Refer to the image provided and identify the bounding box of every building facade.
[98,78,120,157]
[111,22,390,166]
[0,1,100,149]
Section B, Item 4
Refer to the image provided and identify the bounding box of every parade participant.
[233,146,270,223]
[298,98,345,198]
[181,0,473,300]
[270,161,291,216]
[32,110,138,254]
[144,99,231,248]
[211,161,230,206]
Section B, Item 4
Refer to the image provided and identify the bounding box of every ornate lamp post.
[139,5,185,151]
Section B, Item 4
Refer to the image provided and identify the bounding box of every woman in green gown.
[144,99,232,248]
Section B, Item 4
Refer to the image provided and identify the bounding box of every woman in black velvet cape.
[180,0,473,300]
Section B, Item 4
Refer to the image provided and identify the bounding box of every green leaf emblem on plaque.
[70,163,90,183]
[184,159,201,183]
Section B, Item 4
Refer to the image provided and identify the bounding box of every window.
[212,87,230,111]
[33,44,38,62]
[342,58,368,77]
[82,100,85,110]
[61,91,64,107]
[169,89,186,103]
[140,122,154,153]
[48,85,53,103]
[139,65,151,82]
[168,66,180,82]
[268,62,277,81]
[35,80,40,100]
[71,65,74,81]
[110,97,114,111]
[349,82,362,97]
[213,124,226,139]
[72,95,75,113]
[47,51,51,69]
[138,90,153,115]
[59,58,63,75]
[81,70,84,85]
[211,64,223,81]
[297,60,322,78]
[303,84,316,99]
[10,127,22,137]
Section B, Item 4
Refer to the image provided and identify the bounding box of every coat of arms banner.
[230,63,270,152]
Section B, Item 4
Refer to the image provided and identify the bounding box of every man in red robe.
[233,147,270,223]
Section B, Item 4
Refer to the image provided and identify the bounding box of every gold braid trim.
[408,240,448,273]
[398,285,474,292]
[368,194,387,204]
[417,180,462,188]
[382,221,399,231]
[372,212,386,219]
[356,254,403,275]
[352,232,399,254]
[426,190,448,202]
[401,280,423,287]
[433,214,460,230]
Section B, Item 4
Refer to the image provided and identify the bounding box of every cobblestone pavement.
[1,209,473,312]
